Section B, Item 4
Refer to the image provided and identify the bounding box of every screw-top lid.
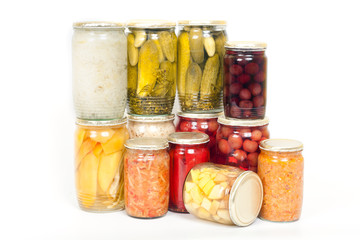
[218,115,269,127]
[73,22,125,29]
[260,139,303,152]
[76,118,127,127]
[229,171,263,227]
[177,112,223,119]
[127,114,175,122]
[125,137,169,150]
[168,132,209,145]
[225,41,267,51]
[178,20,227,26]
[126,20,176,28]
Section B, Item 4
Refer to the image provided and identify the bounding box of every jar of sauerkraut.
[127,114,175,138]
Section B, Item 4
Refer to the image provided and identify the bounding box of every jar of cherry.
[168,132,210,213]
[223,41,267,119]
[214,116,270,172]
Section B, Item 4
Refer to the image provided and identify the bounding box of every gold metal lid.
[126,20,176,29]
[177,112,223,119]
[125,137,169,150]
[178,20,227,26]
[260,139,304,152]
[218,115,269,127]
[73,22,125,29]
[168,132,209,145]
[76,118,127,127]
[229,171,263,227]
[127,114,175,122]
[225,41,267,51]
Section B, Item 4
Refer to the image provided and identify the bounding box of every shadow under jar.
[223,41,267,119]
[127,20,177,115]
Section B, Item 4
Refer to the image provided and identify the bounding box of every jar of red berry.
[214,115,270,172]
[168,132,210,213]
[223,41,267,119]
[176,112,221,162]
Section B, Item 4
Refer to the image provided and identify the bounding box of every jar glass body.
[124,147,170,218]
[258,150,304,222]
[74,121,129,212]
[72,27,127,120]
[177,25,227,112]
[169,142,210,212]
[127,27,177,115]
[128,117,175,138]
[223,50,267,119]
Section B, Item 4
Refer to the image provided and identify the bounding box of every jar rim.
[225,41,267,51]
[126,19,176,29]
[76,118,127,127]
[260,139,303,152]
[178,20,227,26]
[177,112,223,119]
[168,132,209,145]
[125,137,169,150]
[127,114,175,122]
[73,21,125,29]
[218,115,269,127]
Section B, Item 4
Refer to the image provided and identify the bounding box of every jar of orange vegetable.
[124,137,170,218]
[75,119,129,212]
[258,139,304,222]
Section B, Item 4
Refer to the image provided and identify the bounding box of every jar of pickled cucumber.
[183,162,263,226]
[126,20,177,115]
[73,22,127,120]
[75,119,129,212]
[177,20,227,113]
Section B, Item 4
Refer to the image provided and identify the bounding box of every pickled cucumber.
[153,39,165,62]
[127,33,138,66]
[200,53,220,99]
[177,32,190,97]
[134,31,147,47]
[185,62,202,107]
[204,36,216,57]
[159,31,175,62]
[190,28,204,63]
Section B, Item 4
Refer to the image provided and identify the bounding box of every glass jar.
[177,20,227,112]
[214,116,270,172]
[124,137,170,218]
[176,112,221,162]
[72,22,127,120]
[74,119,129,212]
[168,132,210,213]
[183,162,263,226]
[127,114,175,138]
[223,41,267,119]
[126,20,177,115]
[258,139,304,222]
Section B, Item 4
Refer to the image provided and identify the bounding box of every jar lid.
[127,114,175,122]
[229,171,263,227]
[218,115,269,127]
[225,41,267,51]
[260,139,303,152]
[177,112,223,119]
[126,20,176,29]
[168,132,209,145]
[178,20,227,26]
[73,22,125,29]
[125,137,169,150]
[76,118,127,127]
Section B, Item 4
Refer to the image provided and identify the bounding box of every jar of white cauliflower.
[127,114,175,138]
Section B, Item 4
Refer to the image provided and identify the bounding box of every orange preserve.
[258,139,304,222]
[124,138,170,218]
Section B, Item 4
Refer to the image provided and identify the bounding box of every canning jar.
[184,162,263,226]
[223,41,267,119]
[127,114,175,138]
[168,132,210,213]
[214,116,270,172]
[73,22,127,120]
[176,112,221,162]
[127,20,177,115]
[75,119,129,212]
[124,137,170,218]
[177,20,227,112]
[258,139,304,222]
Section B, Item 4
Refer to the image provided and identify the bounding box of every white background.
[1,0,359,239]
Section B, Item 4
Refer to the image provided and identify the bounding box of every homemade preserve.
[75,119,129,212]
[168,132,210,212]
[177,20,227,112]
[258,139,304,222]
[184,162,263,226]
[214,116,270,172]
[73,22,127,120]
[223,41,267,119]
[124,137,170,218]
[127,20,177,115]
[127,114,175,138]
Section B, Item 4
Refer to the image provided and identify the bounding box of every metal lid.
[127,114,175,122]
[76,118,127,127]
[126,20,176,29]
[260,139,303,152]
[225,41,267,51]
[168,132,209,145]
[73,22,125,29]
[178,20,227,26]
[218,115,269,127]
[229,171,263,227]
[125,137,169,150]
[177,112,222,119]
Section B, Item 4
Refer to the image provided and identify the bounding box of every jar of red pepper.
[168,132,210,213]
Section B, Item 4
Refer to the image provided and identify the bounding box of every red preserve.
[176,112,221,162]
[223,41,267,119]
[168,132,210,213]
[214,116,270,172]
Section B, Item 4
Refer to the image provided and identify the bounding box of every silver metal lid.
[126,20,176,29]
[178,20,227,26]
[76,118,127,127]
[218,115,269,127]
[125,137,169,150]
[127,114,175,122]
[260,139,303,152]
[73,22,125,29]
[225,41,267,51]
[168,132,209,145]
[229,171,263,227]
[177,112,223,119]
